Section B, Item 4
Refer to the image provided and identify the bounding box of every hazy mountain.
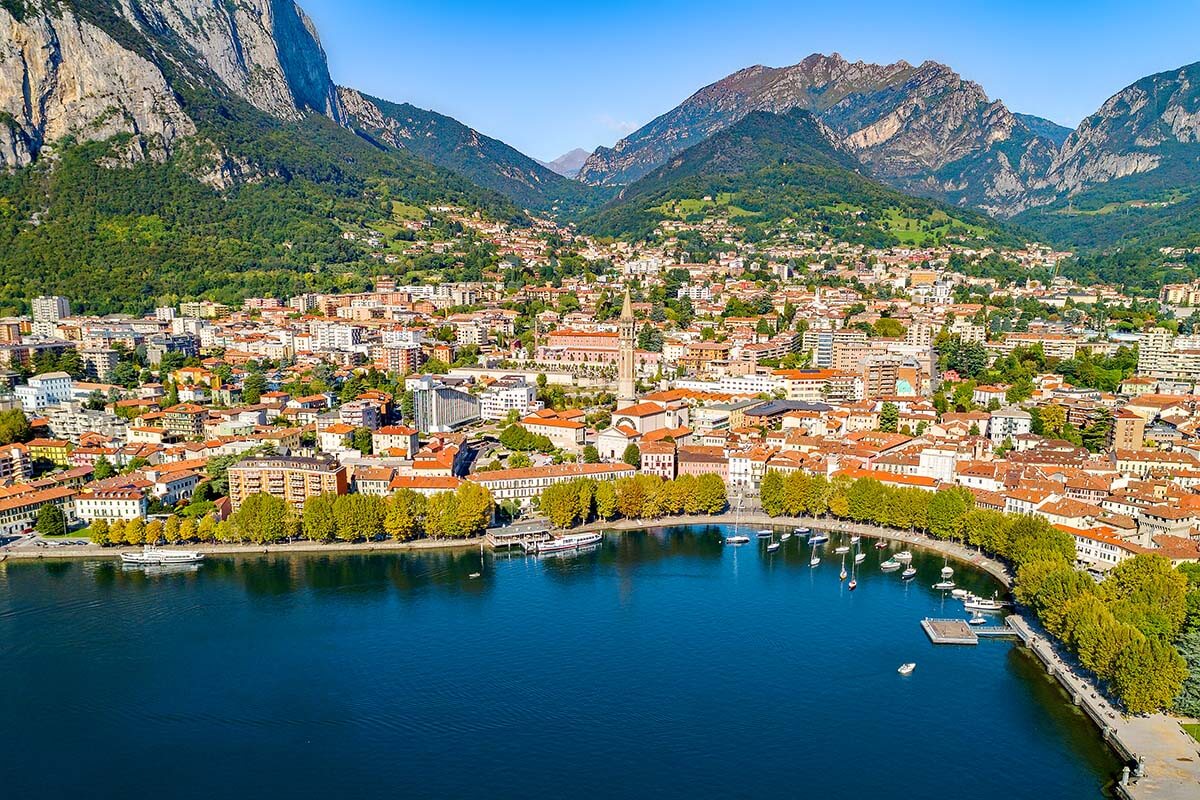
[581,108,1016,247]
[539,148,591,178]
[1014,114,1073,148]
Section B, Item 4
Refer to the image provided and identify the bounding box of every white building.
[480,378,542,420]
[989,407,1032,445]
[74,488,149,522]
[15,371,73,413]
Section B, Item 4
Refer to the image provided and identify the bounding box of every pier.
[484,519,551,550]
[921,615,1021,645]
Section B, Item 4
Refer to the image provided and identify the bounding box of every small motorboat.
[880,558,901,572]
[933,580,956,590]
[894,551,913,563]
[781,532,792,541]
[766,542,781,553]
[834,545,850,554]
[468,572,481,579]
[897,663,916,675]
[725,534,751,545]
[964,595,1008,612]
[933,563,955,589]
[809,554,821,567]
[901,566,917,580]
[848,578,857,591]
[756,529,773,538]
[968,611,987,625]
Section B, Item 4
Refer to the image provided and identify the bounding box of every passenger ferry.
[120,545,205,566]
[529,532,602,554]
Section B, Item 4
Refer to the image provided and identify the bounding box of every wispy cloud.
[595,113,639,136]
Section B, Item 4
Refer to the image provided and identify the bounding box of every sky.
[300,0,1200,162]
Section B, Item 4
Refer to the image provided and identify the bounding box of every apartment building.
[227,456,349,510]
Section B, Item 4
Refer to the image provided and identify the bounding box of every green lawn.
[1184,723,1200,744]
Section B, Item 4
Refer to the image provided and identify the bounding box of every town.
[0,211,1197,582]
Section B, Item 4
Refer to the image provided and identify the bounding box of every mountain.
[577,53,1062,218]
[581,108,1018,247]
[338,89,603,214]
[1014,114,1073,148]
[0,0,522,314]
[1016,61,1200,250]
[540,148,590,178]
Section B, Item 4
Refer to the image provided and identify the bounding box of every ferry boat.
[807,531,829,545]
[530,532,602,554]
[120,545,204,566]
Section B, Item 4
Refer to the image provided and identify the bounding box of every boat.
[951,588,970,599]
[794,527,810,535]
[854,550,866,564]
[874,541,888,549]
[880,558,901,572]
[756,529,773,538]
[897,663,916,675]
[807,532,829,545]
[781,532,792,542]
[848,578,857,591]
[809,553,821,567]
[766,541,781,553]
[120,545,204,566]
[894,551,913,563]
[468,572,481,579]
[850,535,860,543]
[724,534,751,545]
[530,531,603,554]
[834,545,850,554]
[932,580,956,590]
[968,611,987,625]
[932,561,955,590]
[839,554,848,581]
[963,595,1008,613]
[901,566,917,580]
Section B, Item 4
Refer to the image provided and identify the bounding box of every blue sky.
[301,0,1200,162]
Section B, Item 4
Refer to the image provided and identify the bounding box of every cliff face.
[1044,62,1200,196]
[0,0,342,169]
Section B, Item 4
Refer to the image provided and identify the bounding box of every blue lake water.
[0,525,1119,798]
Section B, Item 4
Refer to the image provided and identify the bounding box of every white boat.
[756,529,773,538]
[530,531,602,553]
[840,554,848,580]
[880,558,901,572]
[724,534,751,545]
[932,561,955,590]
[834,545,850,554]
[968,611,987,625]
[873,541,888,549]
[963,595,1007,613]
[848,578,857,591]
[807,532,829,545]
[850,535,860,543]
[468,572,481,579]
[932,580,956,590]
[120,545,204,566]
[794,527,810,535]
[809,554,821,567]
[766,542,781,553]
[854,551,866,564]
[781,532,792,542]
[897,663,916,675]
[894,551,913,563]
[951,588,970,599]
[901,566,917,580]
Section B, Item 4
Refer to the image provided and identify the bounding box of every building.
[161,403,207,439]
[467,462,635,505]
[32,295,70,324]
[1110,409,1147,452]
[372,425,419,457]
[0,486,77,537]
[616,289,637,406]
[227,456,349,510]
[520,410,587,451]
[74,487,149,522]
[480,376,543,420]
[14,371,72,413]
[27,437,73,467]
[409,375,480,433]
[989,407,1032,445]
[640,441,677,479]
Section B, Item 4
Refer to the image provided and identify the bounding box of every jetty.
[484,519,551,550]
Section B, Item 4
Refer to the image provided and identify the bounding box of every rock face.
[0,0,342,169]
[577,53,1061,216]
[1043,61,1200,197]
[540,148,590,178]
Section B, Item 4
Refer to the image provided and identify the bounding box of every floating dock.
[921,616,1020,645]
[484,520,551,550]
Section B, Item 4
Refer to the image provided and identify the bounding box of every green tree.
[332,494,386,542]
[695,473,727,514]
[1174,628,1200,716]
[88,518,111,546]
[0,409,31,445]
[35,503,66,537]
[927,488,973,541]
[595,480,618,520]
[509,452,532,469]
[454,482,494,537]
[581,444,600,464]
[302,493,338,542]
[232,492,289,543]
[242,371,267,404]
[760,470,785,517]
[1111,637,1188,714]
[847,478,886,523]
[384,489,427,541]
[622,443,641,468]
[1100,554,1189,641]
[352,427,373,455]
[879,402,899,433]
[424,491,460,538]
[92,455,116,480]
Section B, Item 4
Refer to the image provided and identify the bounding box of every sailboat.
[848,553,858,590]
[766,533,781,554]
[781,531,792,542]
[725,497,750,544]
[469,541,484,579]
[932,559,955,591]
[880,557,901,572]
[854,542,866,565]
[809,542,821,567]
[839,553,848,581]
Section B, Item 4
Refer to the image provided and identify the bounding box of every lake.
[0,525,1119,798]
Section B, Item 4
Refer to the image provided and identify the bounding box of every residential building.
[227,456,349,510]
